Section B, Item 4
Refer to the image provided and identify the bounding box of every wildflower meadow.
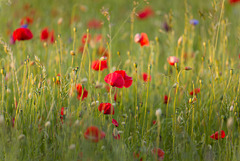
[0,0,240,160]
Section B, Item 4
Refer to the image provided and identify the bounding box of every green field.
[0,0,240,160]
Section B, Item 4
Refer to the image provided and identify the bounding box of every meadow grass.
[0,0,240,160]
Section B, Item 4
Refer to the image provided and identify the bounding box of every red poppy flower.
[229,0,240,4]
[20,17,33,25]
[82,34,91,44]
[87,19,102,29]
[50,30,55,43]
[76,84,88,100]
[104,73,125,88]
[91,60,108,71]
[114,70,133,88]
[137,7,154,19]
[84,126,105,142]
[60,107,65,123]
[210,130,226,140]
[13,28,33,41]
[12,117,15,128]
[98,103,114,115]
[40,28,49,41]
[133,152,143,161]
[134,33,149,47]
[189,88,200,96]
[152,120,157,125]
[152,148,165,161]
[113,133,120,140]
[164,95,170,104]
[142,73,151,82]
[112,118,119,127]
[167,56,179,66]
[114,92,118,102]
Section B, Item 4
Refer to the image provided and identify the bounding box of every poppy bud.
[70,50,75,56]
[73,27,77,32]
[185,66,192,70]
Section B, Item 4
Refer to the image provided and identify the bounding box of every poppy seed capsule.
[70,50,75,56]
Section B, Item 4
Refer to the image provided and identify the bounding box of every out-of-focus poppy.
[164,95,170,104]
[167,56,179,66]
[91,60,108,71]
[87,19,102,29]
[134,33,149,47]
[40,28,49,41]
[229,0,240,4]
[84,126,105,142]
[76,84,88,100]
[20,16,33,26]
[13,28,33,41]
[137,7,154,19]
[112,118,119,127]
[210,130,226,140]
[98,103,114,115]
[152,148,165,161]
[113,133,120,140]
[82,33,91,44]
[142,73,151,82]
[189,88,200,96]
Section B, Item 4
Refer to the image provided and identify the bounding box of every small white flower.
[69,144,76,150]
[91,101,99,106]
[230,105,234,111]
[80,78,88,83]
[18,134,25,140]
[155,108,162,117]
[45,121,51,128]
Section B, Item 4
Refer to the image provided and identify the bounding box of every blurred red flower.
[88,19,102,29]
[20,16,33,25]
[152,148,165,161]
[50,30,55,43]
[98,103,114,115]
[189,88,200,96]
[167,56,179,66]
[137,7,154,19]
[60,107,65,123]
[113,133,120,140]
[82,34,91,44]
[40,28,55,43]
[84,126,105,142]
[210,130,226,140]
[164,95,170,104]
[112,118,119,127]
[76,84,88,100]
[133,152,143,161]
[142,73,151,82]
[91,60,108,71]
[40,28,49,41]
[134,33,149,47]
[229,0,240,4]
[13,28,33,41]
